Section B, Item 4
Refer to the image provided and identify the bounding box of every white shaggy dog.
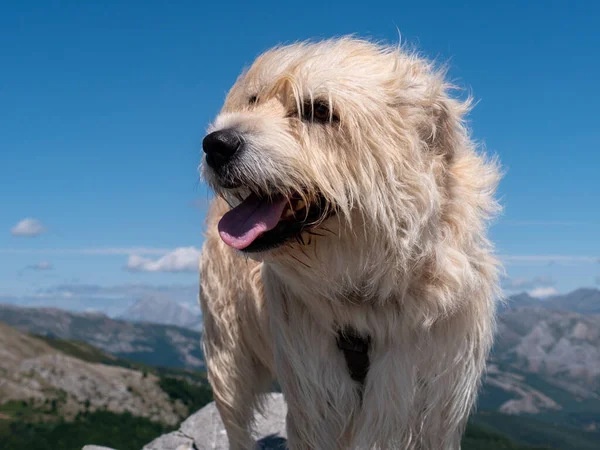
[199,37,501,450]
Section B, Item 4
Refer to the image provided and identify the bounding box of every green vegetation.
[462,423,552,449]
[470,411,600,450]
[0,410,172,450]
[0,400,44,422]
[159,376,214,413]
[0,396,174,450]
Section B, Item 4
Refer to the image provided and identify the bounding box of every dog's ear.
[423,92,471,162]
[390,61,470,162]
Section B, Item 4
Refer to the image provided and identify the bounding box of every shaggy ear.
[391,67,471,162]
[424,91,471,162]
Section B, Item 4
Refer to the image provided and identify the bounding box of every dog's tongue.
[218,194,288,250]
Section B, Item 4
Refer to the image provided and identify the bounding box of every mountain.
[0,322,213,450]
[0,304,204,369]
[547,288,600,315]
[505,288,600,315]
[0,322,186,425]
[119,297,202,330]
[496,306,600,393]
[477,293,600,439]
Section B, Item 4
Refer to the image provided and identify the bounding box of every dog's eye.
[314,103,329,121]
[302,100,338,123]
[248,95,258,105]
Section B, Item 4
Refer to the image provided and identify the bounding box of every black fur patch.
[336,327,371,388]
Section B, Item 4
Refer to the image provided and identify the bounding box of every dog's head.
[202,38,500,296]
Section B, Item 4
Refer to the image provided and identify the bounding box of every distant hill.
[506,287,600,315]
[0,304,203,369]
[547,288,600,315]
[0,322,185,425]
[0,321,215,450]
[477,288,600,444]
[119,297,202,330]
[495,306,600,393]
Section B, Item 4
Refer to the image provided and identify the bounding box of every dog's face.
[202,38,486,277]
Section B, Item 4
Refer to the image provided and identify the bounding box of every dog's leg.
[201,282,274,450]
[351,306,491,450]
[204,341,272,450]
[263,270,359,450]
[200,208,275,450]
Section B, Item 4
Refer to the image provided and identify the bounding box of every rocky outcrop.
[0,322,186,424]
[83,393,288,450]
[496,306,600,393]
[485,363,561,414]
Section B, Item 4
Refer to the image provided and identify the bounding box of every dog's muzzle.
[202,129,241,172]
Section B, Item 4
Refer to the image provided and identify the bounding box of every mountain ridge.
[0,303,204,369]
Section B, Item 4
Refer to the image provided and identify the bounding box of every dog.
[199,37,501,450]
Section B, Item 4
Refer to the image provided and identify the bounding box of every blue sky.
[1,0,598,313]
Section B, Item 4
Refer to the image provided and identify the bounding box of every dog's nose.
[202,129,242,170]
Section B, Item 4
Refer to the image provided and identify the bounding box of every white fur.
[199,37,502,450]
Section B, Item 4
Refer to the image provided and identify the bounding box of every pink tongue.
[218,194,288,250]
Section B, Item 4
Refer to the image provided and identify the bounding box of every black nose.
[202,129,242,171]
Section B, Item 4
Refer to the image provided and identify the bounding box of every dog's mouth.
[218,192,330,253]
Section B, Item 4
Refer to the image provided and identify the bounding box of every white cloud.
[11,218,46,237]
[528,287,559,298]
[126,247,201,273]
[502,275,558,298]
[26,261,53,271]
[502,275,554,291]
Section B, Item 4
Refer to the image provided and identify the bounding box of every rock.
[82,393,288,450]
[144,393,288,450]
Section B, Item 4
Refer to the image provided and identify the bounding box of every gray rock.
[144,393,287,450]
[82,393,288,450]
